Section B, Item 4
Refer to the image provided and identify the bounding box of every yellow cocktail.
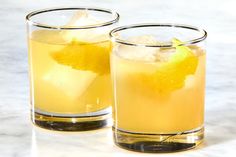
[30,30,112,114]
[26,8,119,131]
[110,24,207,152]
[112,44,205,133]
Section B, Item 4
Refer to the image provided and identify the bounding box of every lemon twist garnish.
[51,39,112,74]
[140,38,199,94]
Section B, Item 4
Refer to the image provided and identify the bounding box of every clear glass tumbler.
[110,24,207,152]
[26,7,119,131]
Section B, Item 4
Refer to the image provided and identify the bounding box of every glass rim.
[26,7,120,30]
[109,23,207,48]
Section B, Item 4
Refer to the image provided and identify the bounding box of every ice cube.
[61,11,109,43]
[156,48,176,62]
[188,45,205,56]
[66,10,99,26]
[184,75,196,89]
[116,35,160,62]
[43,64,97,99]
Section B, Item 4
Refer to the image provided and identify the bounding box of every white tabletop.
[0,0,236,156]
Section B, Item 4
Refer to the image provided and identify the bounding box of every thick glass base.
[32,109,110,131]
[113,127,204,153]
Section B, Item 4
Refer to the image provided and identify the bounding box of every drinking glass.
[110,23,207,152]
[26,7,119,131]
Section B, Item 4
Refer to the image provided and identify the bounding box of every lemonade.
[110,24,207,152]
[27,8,119,131]
[111,37,205,134]
[29,30,112,115]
